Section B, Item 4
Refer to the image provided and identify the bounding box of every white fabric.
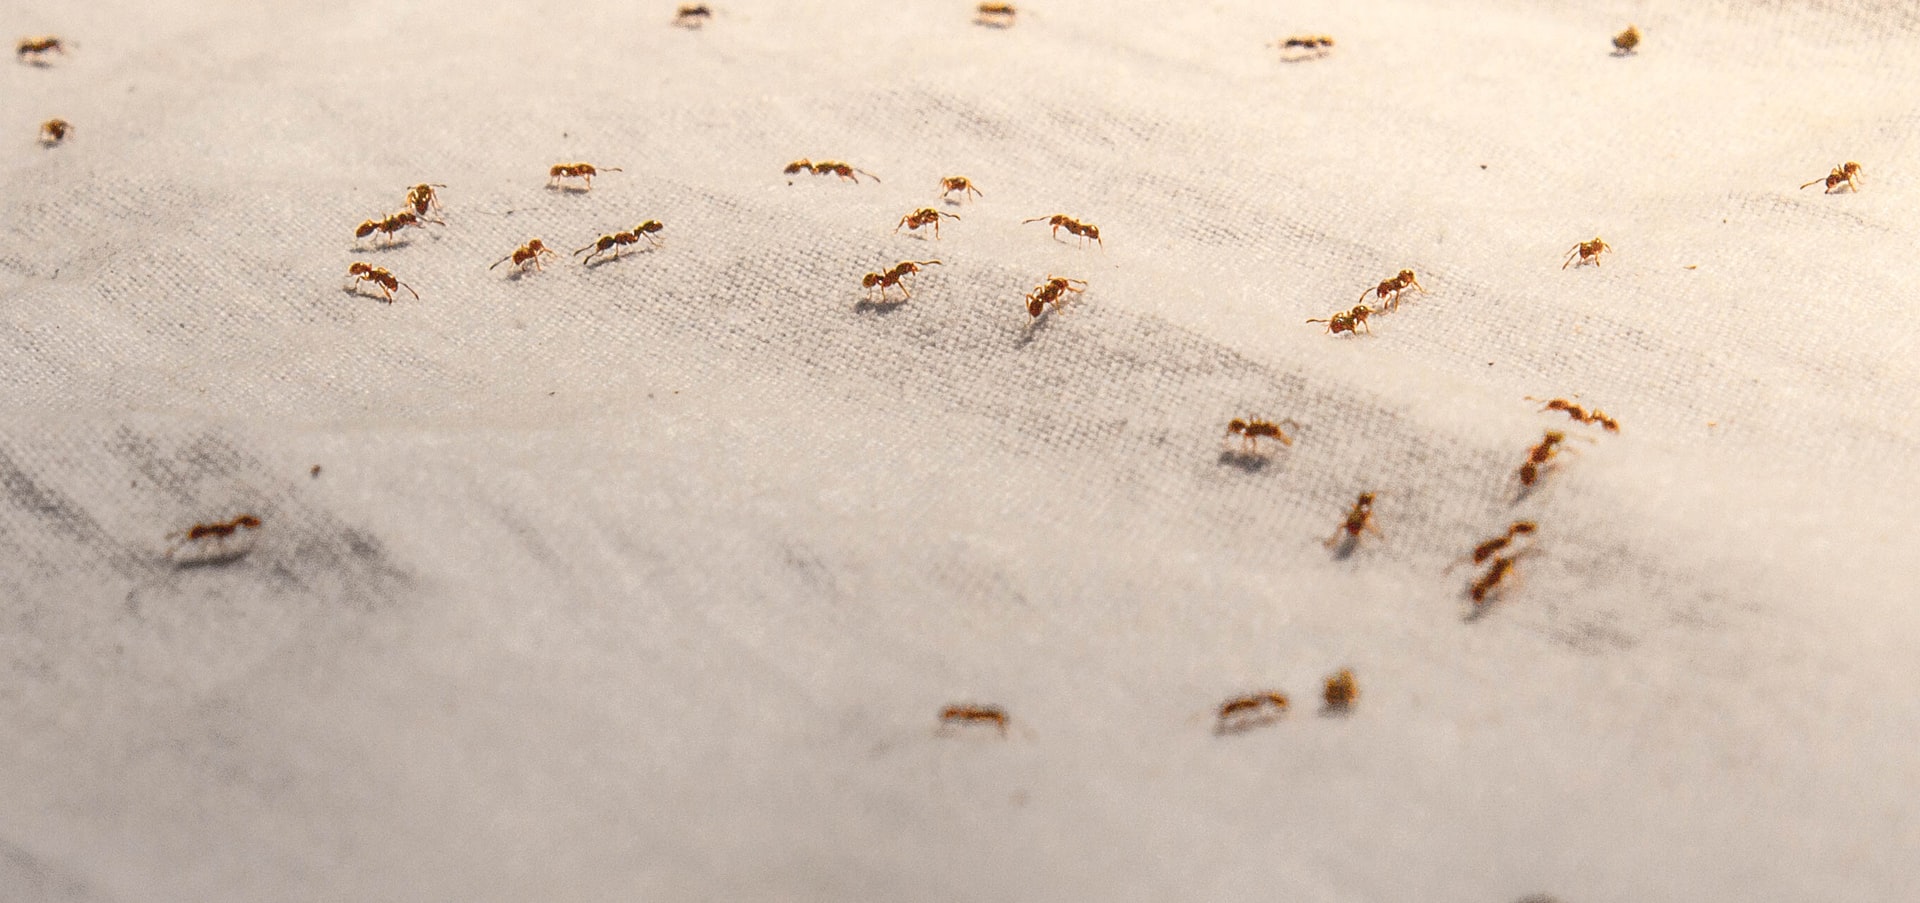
[3,0,1918,900]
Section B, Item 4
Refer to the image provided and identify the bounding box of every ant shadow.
[1212,714,1284,737]
[339,285,393,305]
[853,297,910,315]
[583,248,659,270]
[1325,533,1359,561]
[545,184,593,194]
[1014,312,1056,349]
[1318,701,1353,718]
[353,239,414,253]
[1216,449,1272,473]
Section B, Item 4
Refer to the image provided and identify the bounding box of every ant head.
[1356,492,1376,505]
[527,239,547,251]
[1511,520,1538,535]
[1543,429,1566,442]
[236,515,262,528]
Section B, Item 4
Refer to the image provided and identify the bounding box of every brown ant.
[1518,429,1568,487]
[784,158,879,183]
[1562,237,1611,269]
[17,36,64,64]
[1307,304,1374,336]
[939,704,1008,736]
[1469,551,1539,608]
[674,4,713,27]
[345,262,419,303]
[1359,269,1425,311]
[1612,24,1640,55]
[1023,213,1103,248]
[1226,417,1296,453]
[167,514,263,563]
[490,238,558,274]
[975,3,1017,27]
[1322,669,1358,712]
[354,211,436,246]
[575,220,665,263]
[1528,396,1621,433]
[1324,492,1381,549]
[38,118,71,145]
[1452,520,1539,572]
[547,162,622,190]
[1024,275,1086,317]
[1801,161,1863,194]
[1215,691,1290,734]
[861,260,941,301]
[896,207,960,239]
[940,175,983,202]
[402,183,446,217]
[1273,35,1335,60]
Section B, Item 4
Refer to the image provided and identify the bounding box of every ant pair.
[1310,269,1425,336]
[1455,520,1540,608]
[862,260,941,302]
[575,220,665,264]
[1529,397,1620,433]
[1213,670,1361,734]
[1025,275,1086,318]
[345,262,419,302]
[548,162,620,190]
[1023,214,1102,248]
[784,159,878,183]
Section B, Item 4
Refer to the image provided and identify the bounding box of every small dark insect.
[975,3,1017,27]
[940,175,983,202]
[1226,417,1296,452]
[1024,275,1086,317]
[861,259,941,301]
[1322,669,1358,711]
[1324,492,1381,548]
[1519,429,1567,487]
[490,238,558,274]
[1456,520,1539,571]
[784,158,879,183]
[1801,161,1863,194]
[38,118,71,145]
[402,183,446,217]
[1274,34,1335,60]
[17,36,64,63]
[1023,213,1103,248]
[1359,269,1425,311]
[896,207,960,238]
[674,4,713,27]
[939,704,1009,736]
[354,211,437,245]
[167,514,263,563]
[1612,24,1640,54]
[1307,304,1374,336]
[345,262,419,303]
[548,162,622,190]
[1470,553,1530,607]
[575,220,666,263]
[1215,691,1290,734]
[1529,397,1621,433]
[1562,237,1611,269]
[310,465,321,478]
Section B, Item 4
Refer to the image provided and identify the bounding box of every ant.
[1024,275,1086,317]
[1215,691,1290,734]
[673,4,713,27]
[1359,269,1425,311]
[490,238,558,274]
[1226,417,1296,453]
[1469,551,1539,608]
[16,36,64,64]
[783,159,878,183]
[1306,304,1373,336]
[1324,492,1381,549]
[575,220,665,264]
[861,260,941,302]
[940,176,983,202]
[354,211,436,246]
[547,162,621,190]
[167,514,263,563]
[939,704,1008,736]
[1322,669,1358,712]
[1452,520,1539,572]
[1023,214,1103,248]
[345,262,419,303]
[1518,429,1568,487]
[1273,35,1335,60]
[402,183,446,217]
[1562,237,1611,269]
[975,3,1017,27]
[1801,161,1863,194]
[1612,24,1640,55]
[896,207,960,238]
[1528,397,1620,433]
[39,118,71,145]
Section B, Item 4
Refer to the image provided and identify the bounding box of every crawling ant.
[1562,237,1611,269]
[940,175,983,202]
[1801,161,1863,194]
[1324,492,1381,549]
[1024,275,1086,317]
[1612,24,1640,54]
[673,3,713,27]
[784,158,879,183]
[547,162,621,190]
[1452,520,1538,572]
[1469,552,1538,608]
[402,183,446,217]
[490,238,558,274]
[1226,418,1296,453]
[38,118,71,145]
[354,211,436,246]
[167,514,263,563]
[1307,304,1374,336]
[1322,669,1358,712]
[896,207,960,238]
[345,262,419,303]
[939,704,1008,736]
[1273,34,1335,60]
[575,220,665,264]
[17,36,64,64]
[1215,691,1290,734]
[1023,213,1103,248]
[1518,429,1568,487]
[1529,397,1621,433]
[861,260,941,302]
[1359,269,1425,311]
[975,2,1016,27]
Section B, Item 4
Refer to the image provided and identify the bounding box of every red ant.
[548,162,621,190]
[345,262,419,302]
[1215,691,1290,734]
[939,704,1008,736]
[1273,35,1334,60]
[861,260,941,301]
[402,183,446,217]
[1562,237,1611,269]
[1518,430,1568,487]
[354,211,436,245]
[784,159,879,183]
[1451,520,1538,572]
[1801,162,1862,194]
[17,36,64,64]
[1226,418,1296,452]
[940,176,983,202]
[674,4,713,27]
[1023,213,1103,248]
[1529,397,1620,433]
[574,220,665,263]
[167,514,263,563]
[39,118,71,145]
[1324,492,1381,548]
[975,3,1017,27]
[1024,275,1086,317]
[490,238,558,274]
[896,207,960,238]
[1359,269,1425,311]
[1322,669,1358,711]
[1307,304,1374,336]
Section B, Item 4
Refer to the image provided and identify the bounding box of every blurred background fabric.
[3,1,1918,900]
